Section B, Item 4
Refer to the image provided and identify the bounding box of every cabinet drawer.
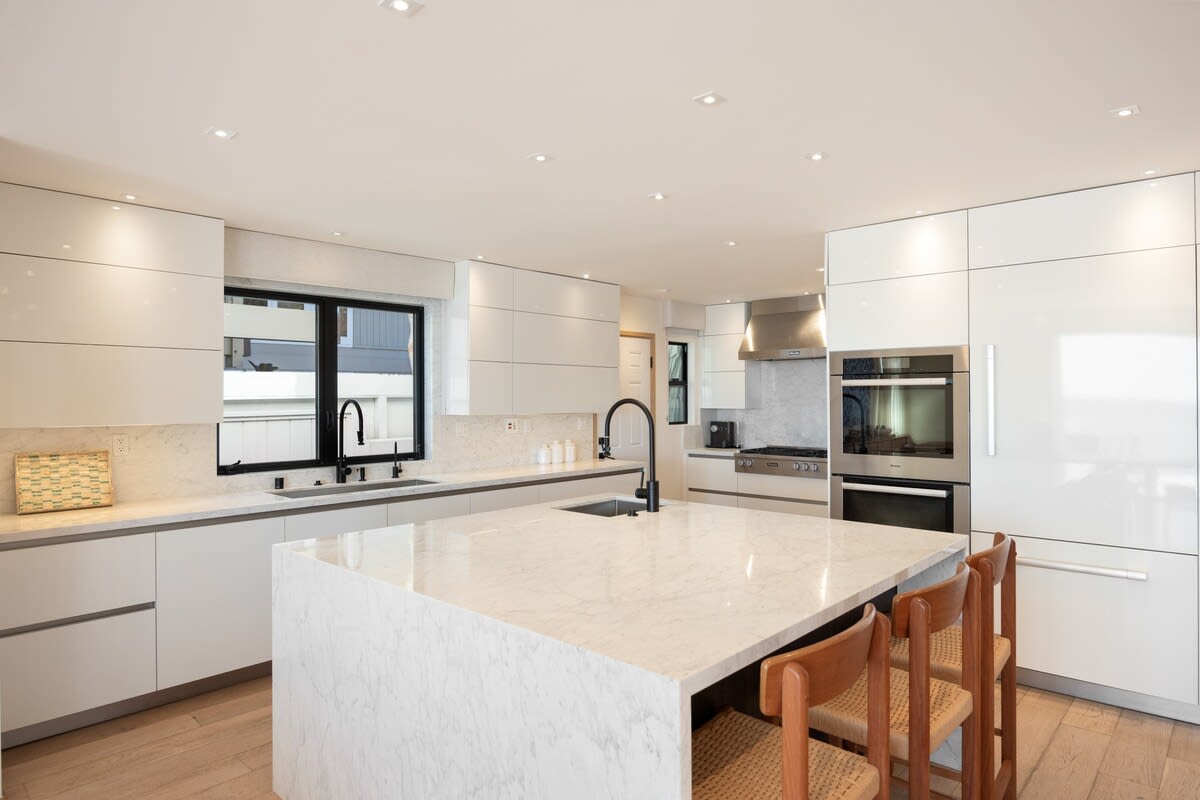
[284,505,388,542]
[976,533,1198,704]
[826,211,967,285]
[737,495,827,517]
[737,472,827,504]
[686,490,739,508]
[469,485,541,514]
[685,454,737,493]
[0,534,155,631]
[538,473,641,503]
[0,609,157,732]
[387,495,471,525]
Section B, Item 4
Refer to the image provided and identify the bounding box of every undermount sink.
[272,478,438,499]
[559,498,651,517]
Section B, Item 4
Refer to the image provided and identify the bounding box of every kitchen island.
[272,496,964,799]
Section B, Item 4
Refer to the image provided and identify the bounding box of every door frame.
[618,330,656,416]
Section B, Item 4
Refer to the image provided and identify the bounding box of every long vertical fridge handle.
[986,344,996,456]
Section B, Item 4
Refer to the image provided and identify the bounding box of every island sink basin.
[273,478,437,499]
[559,498,649,517]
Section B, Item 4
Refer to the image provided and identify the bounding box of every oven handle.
[841,482,949,499]
[1017,556,1148,582]
[841,377,949,387]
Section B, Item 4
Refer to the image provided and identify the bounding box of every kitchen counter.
[0,459,642,547]
[272,497,964,799]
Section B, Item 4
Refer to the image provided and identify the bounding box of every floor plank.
[184,766,274,800]
[1166,721,1200,766]
[1100,711,1174,789]
[1088,774,1158,800]
[1020,723,1110,800]
[236,742,273,772]
[1,780,31,799]
[1158,758,1200,800]
[189,687,272,728]
[1014,687,1075,794]
[1062,698,1122,735]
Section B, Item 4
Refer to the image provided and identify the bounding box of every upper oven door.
[831,347,969,483]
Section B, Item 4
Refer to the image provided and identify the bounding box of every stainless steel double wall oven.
[830,346,970,534]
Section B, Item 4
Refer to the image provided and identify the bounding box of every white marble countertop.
[283,497,965,692]
[683,447,738,456]
[0,460,643,546]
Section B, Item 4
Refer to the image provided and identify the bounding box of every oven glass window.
[842,485,954,533]
[840,382,955,459]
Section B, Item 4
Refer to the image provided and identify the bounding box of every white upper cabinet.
[969,246,1197,554]
[704,303,750,336]
[512,313,619,367]
[701,303,755,409]
[826,272,968,351]
[0,182,223,277]
[826,211,968,285]
[968,174,1196,269]
[514,271,619,321]
[466,261,515,309]
[469,305,514,363]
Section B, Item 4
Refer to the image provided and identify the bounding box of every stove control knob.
[803,463,814,472]
[792,462,802,471]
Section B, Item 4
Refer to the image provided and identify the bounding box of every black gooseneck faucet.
[336,399,365,484]
[598,398,659,512]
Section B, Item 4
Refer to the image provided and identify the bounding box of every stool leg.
[1001,660,1017,800]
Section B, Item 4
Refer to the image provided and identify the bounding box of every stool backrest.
[892,562,974,639]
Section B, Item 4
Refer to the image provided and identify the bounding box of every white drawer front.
[284,505,389,542]
[737,472,828,504]
[469,485,541,514]
[975,533,1198,704]
[538,473,641,503]
[737,495,828,517]
[0,609,157,732]
[685,454,737,493]
[0,534,155,631]
[387,495,471,525]
[686,490,739,508]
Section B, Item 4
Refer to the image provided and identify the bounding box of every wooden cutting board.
[15,450,113,515]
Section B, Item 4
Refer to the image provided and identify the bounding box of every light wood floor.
[3,679,1200,799]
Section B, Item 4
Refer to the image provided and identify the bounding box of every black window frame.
[218,287,426,474]
[667,341,688,425]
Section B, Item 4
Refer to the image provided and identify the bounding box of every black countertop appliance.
[707,421,737,449]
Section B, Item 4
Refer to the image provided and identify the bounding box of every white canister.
[537,445,551,465]
[564,440,576,462]
[550,440,564,464]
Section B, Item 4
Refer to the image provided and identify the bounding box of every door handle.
[841,482,949,499]
[1016,556,1148,582]
[986,344,996,457]
[841,377,950,387]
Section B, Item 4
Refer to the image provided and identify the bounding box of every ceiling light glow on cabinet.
[692,91,725,106]
[206,127,238,140]
[377,0,424,15]
[1109,105,1139,118]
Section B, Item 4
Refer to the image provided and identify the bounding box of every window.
[667,341,688,424]
[219,288,424,472]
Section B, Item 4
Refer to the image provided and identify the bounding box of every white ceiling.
[1,1,1198,305]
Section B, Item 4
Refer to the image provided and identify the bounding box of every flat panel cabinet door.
[976,532,1199,704]
[514,270,619,321]
[826,211,968,285]
[387,495,471,525]
[704,303,748,336]
[826,272,968,351]
[512,313,619,367]
[538,473,641,503]
[468,305,513,362]
[469,485,541,514]
[0,609,157,732]
[284,505,389,542]
[685,454,737,493]
[512,364,617,415]
[467,261,514,309]
[969,247,1198,554]
[968,174,1196,269]
[156,518,285,689]
[701,372,746,410]
[700,334,745,373]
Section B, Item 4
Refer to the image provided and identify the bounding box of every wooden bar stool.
[692,604,892,800]
[807,564,982,800]
[889,533,1016,800]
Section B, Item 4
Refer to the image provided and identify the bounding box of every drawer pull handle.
[1016,556,1148,582]
[842,482,948,499]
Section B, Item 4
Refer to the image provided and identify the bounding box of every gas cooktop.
[738,446,829,459]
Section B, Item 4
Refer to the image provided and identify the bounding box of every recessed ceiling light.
[377,0,424,15]
[725,240,737,247]
[816,267,825,272]
[332,231,344,237]
[808,152,826,161]
[656,288,670,293]
[914,209,925,215]
[62,244,71,249]
[1144,169,1157,176]
[649,192,667,201]
[121,193,137,201]
[1109,105,1139,118]
[692,91,725,106]
[582,273,590,279]
[475,255,484,260]
[528,152,551,163]
[111,205,121,211]
[206,127,238,140]
[724,299,732,303]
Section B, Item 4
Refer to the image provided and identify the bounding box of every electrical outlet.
[503,418,519,433]
[112,434,130,458]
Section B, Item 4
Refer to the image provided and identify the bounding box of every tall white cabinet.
[701,303,756,408]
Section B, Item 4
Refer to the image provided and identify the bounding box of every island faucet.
[598,397,659,512]
[336,399,365,484]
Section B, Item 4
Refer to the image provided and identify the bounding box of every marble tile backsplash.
[703,358,829,449]
[0,414,596,514]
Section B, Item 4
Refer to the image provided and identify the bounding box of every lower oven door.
[831,476,969,534]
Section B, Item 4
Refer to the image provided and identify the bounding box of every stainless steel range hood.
[738,295,827,360]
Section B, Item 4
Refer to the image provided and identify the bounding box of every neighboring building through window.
[667,341,688,424]
[220,289,424,472]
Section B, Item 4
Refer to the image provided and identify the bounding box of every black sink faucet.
[598,397,659,512]
[336,399,365,484]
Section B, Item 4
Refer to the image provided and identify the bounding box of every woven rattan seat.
[808,665,972,761]
[693,709,879,800]
[890,627,1011,682]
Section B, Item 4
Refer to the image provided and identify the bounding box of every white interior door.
[611,335,653,463]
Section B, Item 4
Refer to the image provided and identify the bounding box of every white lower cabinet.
[686,490,739,507]
[684,454,737,494]
[976,532,1199,704]
[156,518,285,690]
[387,494,472,525]
[737,495,827,517]
[0,609,157,732]
[469,485,541,514]
[537,472,641,503]
[284,504,389,542]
